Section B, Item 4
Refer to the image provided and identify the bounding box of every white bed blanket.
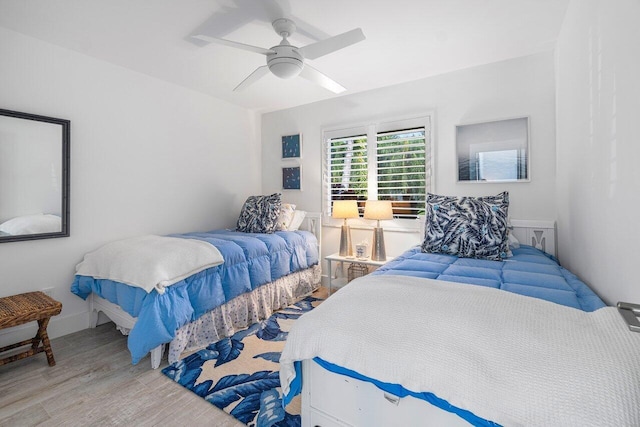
[75,235,224,294]
[280,275,640,426]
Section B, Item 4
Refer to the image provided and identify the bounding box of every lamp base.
[371,227,386,261]
[339,224,353,257]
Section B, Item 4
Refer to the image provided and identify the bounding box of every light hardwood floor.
[0,323,243,426]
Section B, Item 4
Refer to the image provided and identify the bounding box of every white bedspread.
[280,275,640,426]
[75,235,224,294]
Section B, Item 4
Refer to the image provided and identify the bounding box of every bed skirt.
[167,264,321,363]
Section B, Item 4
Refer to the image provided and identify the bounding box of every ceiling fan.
[192,18,365,93]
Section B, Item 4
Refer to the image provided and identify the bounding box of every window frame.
[322,114,434,232]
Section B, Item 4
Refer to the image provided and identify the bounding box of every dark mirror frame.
[0,108,70,243]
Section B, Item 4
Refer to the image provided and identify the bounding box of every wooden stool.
[0,291,62,367]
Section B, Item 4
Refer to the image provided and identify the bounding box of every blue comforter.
[373,245,604,312]
[287,246,605,426]
[71,230,319,364]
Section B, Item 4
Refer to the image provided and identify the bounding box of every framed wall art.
[282,134,302,159]
[456,116,530,183]
[282,165,302,190]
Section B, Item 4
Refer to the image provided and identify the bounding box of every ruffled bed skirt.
[168,264,321,363]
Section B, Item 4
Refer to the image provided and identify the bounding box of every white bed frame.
[89,212,322,369]
[509,219,556,257]
[301,359,470,427]
[300,219,557,426]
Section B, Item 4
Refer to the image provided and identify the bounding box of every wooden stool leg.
[37,317,56,366]
[31,328,42,350]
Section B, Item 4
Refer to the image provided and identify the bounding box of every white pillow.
[508,232,520,249]
[287,210,306,231]
[505,217,519,257]
[0,214,61,235]
[276,203,296,231]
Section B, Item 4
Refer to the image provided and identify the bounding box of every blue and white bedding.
[71,229,319,364]
[280,245,616,426]
[281,276,639,426]
[373,245,605,311]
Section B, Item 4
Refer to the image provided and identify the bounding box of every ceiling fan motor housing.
[267,45,304,79]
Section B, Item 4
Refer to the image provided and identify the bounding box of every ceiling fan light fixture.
[266,44,304,79]
[268,57,304,79]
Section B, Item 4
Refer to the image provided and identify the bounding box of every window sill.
[323,217,422,234]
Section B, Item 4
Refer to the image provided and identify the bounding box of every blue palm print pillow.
[236,193,282,233]
[421,192,509,260]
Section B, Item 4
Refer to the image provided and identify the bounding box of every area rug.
[162,295,323,427]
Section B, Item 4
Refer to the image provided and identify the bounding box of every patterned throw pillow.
[421,192,510,261]
[236,193,282,233]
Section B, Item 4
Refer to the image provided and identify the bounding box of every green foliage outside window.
[327,125,428,219]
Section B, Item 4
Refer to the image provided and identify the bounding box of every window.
[323,116,432,221]
[327,133,368,204]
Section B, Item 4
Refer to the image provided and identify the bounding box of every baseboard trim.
[0,311,90,348]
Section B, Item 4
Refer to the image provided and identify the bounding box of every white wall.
[0,27,261,344]
[261,51,557,278]
[556,0,640,304]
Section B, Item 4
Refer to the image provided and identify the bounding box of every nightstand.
[325,253,393,296]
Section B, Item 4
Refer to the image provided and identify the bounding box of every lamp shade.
[364,200,393,220]
[332,200,359,219]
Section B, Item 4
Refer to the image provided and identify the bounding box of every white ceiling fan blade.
[186,6,253,46]
[191,35,273,56]
[259,0,288,22]
[259,0,328,40]
[292,17,332,42]
[187,0,284,45]
[299,28,365,60]
[299,64,346,93]
[234,66,270,91]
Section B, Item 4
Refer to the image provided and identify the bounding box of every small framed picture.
[282,165,302,190]
[282,134,302,159]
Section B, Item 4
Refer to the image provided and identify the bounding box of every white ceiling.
[0,0,569,113]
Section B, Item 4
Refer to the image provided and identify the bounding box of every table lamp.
[364,200,393,261]
[332,200,359,256]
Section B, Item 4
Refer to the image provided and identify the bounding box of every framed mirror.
[0,108,70,243]
[456,116,529,183]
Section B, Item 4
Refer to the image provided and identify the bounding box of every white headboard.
[300,212,322,255]
[510,219,556,257]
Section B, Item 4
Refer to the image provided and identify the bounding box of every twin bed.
[278,193,640,426]
[281,269,640,426]
[71,195,321,368]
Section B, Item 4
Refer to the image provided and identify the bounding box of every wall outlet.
[42,287,55,298]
